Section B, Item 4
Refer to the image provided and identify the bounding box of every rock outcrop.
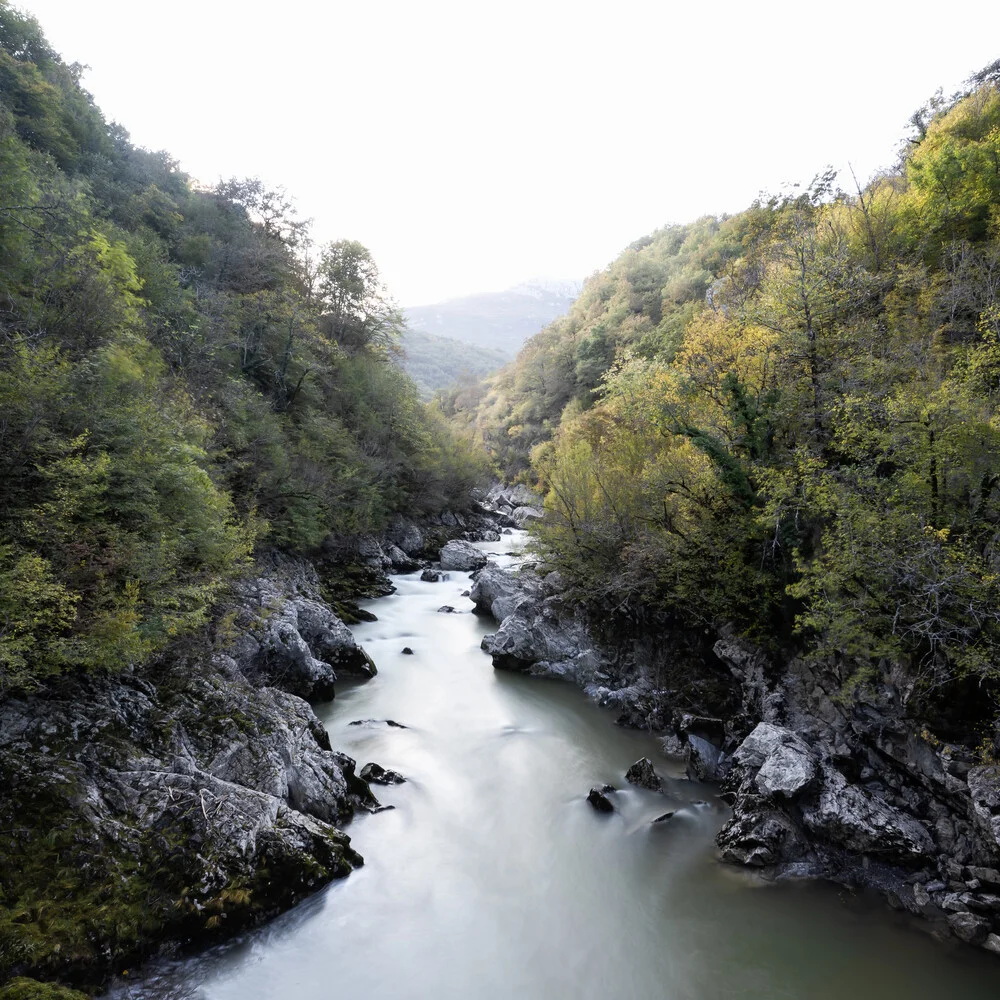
[0,553,387,988]
[439,539,488,572]
[476,565,603,682]
[230,552,376,701]
[471,534,1000,956]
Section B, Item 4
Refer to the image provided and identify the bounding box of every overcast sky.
[18,0,1000,305]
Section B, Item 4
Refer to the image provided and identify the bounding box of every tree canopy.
[0,2,486,692]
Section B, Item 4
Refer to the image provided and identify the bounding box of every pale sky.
[17,0,1000,305]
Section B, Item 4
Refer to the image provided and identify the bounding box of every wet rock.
[587,786,616,813]
[511,505,544,527]
[360,762,406,785]
[420,568,442,582]
[625,757,662,792]
[386,544,421,572]
[948,911,992,945]
[686,734,724,782]
[984,933,1000,954]
[348,719,408,729]
[439,539,489,571]
[652,811,678,824]
[438,606,457,614]
[470,564,540,621]
[401,647,414,655]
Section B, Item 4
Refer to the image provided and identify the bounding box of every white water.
[116,535,1000,999]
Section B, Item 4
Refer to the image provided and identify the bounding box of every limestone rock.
[511,505,544,527]
[439,539,489,571]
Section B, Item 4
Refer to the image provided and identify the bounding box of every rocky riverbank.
[472,557,1000,956]
[0,487,527,995]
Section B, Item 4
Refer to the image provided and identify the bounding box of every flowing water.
[113,535,1000,999]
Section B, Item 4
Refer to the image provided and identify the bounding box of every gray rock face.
[719,721,935,872]
[385,515,425,556]
[686,734,725,782]
[625,757,663,792]
[232,557,376,701]
[470,564,542,621]
[439,539,489,571]
[474,564,602,682]
[386,544,421,572]
[968,766,1000,848]
[511,505,544,527]
[735,724,817,798]
[360,762,406,785]
[0,646,376,982]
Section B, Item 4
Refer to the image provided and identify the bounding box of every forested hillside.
[0,2,483,694]
[397,328,509,398]
[447,62,1000,731]
[404,280,581,358]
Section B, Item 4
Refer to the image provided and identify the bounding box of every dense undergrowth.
[0,3,486,694]
[444,62,1000,738]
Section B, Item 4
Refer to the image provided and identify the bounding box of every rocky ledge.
[473,564,603,681]
[0,553,388,991]
[473,558,1000,956]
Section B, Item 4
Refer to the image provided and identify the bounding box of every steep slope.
[452,62,1000,952]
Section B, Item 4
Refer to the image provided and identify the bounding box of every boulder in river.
[360,762,406,785]
[587,786,616,813]
[439,539,489,571]
[625,757,663,792]
[438,605,457,614]
[401,647,414,655]
[420,568,442,582]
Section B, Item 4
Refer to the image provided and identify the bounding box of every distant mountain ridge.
[404,279,582,359]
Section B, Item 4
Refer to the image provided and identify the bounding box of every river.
[114,534,1000,999]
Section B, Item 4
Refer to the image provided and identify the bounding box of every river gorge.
[104,535,1000,1000]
